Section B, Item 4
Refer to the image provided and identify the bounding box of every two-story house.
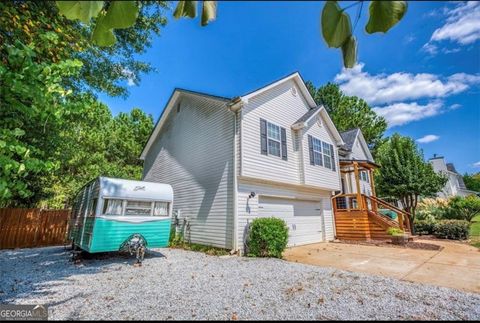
[141,72,407,253]
[429,155,478,198]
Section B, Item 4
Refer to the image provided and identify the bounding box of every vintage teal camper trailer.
[69,177,173,260]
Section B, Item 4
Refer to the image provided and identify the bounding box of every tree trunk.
[401,195,416,235]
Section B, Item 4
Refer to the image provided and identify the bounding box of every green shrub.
[433,220,470,240]
[247,217,289,258]
[443,196,480,222]
[387,227,404,236]
[414,220,437,235]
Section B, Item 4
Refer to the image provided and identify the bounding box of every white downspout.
[232,110,239,253]
[228,98,244,254]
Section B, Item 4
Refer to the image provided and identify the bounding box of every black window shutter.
[260,119,267,155]
[281,127,287,160]
[330,144,336,171]
[308,135,314,165]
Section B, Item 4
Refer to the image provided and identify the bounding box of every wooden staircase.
[332,194,411,241]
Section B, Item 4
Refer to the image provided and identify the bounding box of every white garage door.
[258,196,324,247]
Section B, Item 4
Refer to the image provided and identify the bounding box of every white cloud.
[422,43,438,55]
[373,101,444,127]
[474,161,480,168]
[121,68,136,87]
[335,63,480,105]
[423,1,480,54]
[449,103,462,110]
[416,135,440,144]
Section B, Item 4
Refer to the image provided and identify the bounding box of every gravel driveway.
[1,247,479,320]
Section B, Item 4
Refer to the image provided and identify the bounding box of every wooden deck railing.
[365,195,411,232]
[332,194,411,233]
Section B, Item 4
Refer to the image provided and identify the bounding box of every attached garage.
[258,196,325,247]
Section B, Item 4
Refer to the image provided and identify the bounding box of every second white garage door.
[258,196,324,247]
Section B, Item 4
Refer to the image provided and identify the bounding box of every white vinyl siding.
[143,94,235,249]
[302,117,341,190]
[241,79,309,185]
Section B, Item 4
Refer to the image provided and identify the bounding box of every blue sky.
[99,1,480,174]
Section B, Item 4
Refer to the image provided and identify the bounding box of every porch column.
[353,162,363,210]
[368,168,378,213]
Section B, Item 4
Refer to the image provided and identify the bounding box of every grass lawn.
[470,214,480,248]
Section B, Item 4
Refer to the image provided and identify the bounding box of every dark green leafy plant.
[463,173,480,192]
[414,220,437,235]
[247,217,289,258]
[434,220,470,240]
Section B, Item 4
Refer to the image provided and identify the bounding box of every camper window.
[103,199,123,215]
[153,201,169,216]
[125,200,152,216]
[88,198,98,217]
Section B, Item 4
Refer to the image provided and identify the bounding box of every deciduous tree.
[375,134,447,234]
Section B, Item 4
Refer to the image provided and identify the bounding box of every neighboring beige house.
[429,155,477,198]
[140,72,406,253]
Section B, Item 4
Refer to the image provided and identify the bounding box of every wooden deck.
[332,194,411,241]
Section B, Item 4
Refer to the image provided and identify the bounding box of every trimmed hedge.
[414,220,437,235]
[247,217,289,258]
[433,220,470,240]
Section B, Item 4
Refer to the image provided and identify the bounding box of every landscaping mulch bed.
[335,239,443,251]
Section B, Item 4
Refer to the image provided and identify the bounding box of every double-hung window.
[360,171,370,183]
[308,135,336,171]
[322,141,333,169]
[260,119,287,160]
[267,122,281,157]
[311,137,323,166]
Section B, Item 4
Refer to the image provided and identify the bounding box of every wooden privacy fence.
[0,208,70,249]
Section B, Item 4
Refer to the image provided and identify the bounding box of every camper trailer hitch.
[120,234,148,265]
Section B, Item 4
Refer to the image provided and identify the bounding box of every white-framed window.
[267,122,281,157]
[311,137,323,166]
[103,199,123,215]
[153,201,169,216]
[360,171,370,183]
[322,141,333,169]
[310,136,335,170]
[102,199,171,216]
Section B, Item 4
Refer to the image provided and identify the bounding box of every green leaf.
[56,1,104,24]
[173,1,197,19]
[13,128,25,137]
[365,1,408,34]
[92,14,116,47]
[104,1,139,29]
[201,1,217,26]
[321,1,352,48]
[341,36,357,68]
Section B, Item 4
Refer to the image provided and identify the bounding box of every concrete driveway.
[283,240,480,293]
